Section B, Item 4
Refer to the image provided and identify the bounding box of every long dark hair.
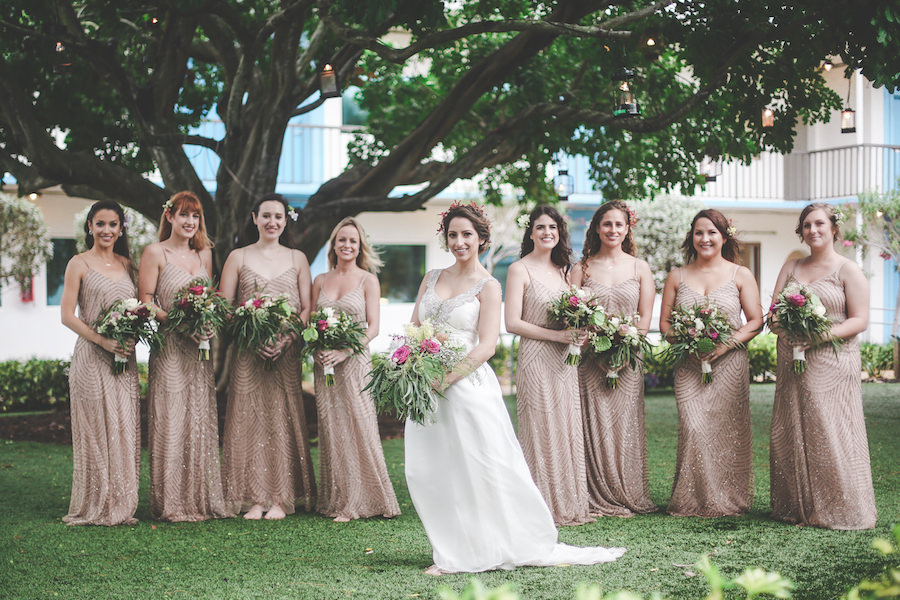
[83,200,135,278]
[519,205,573,269]
[681,209,741,264]
[581,200,637,262]
[242,193,295,246]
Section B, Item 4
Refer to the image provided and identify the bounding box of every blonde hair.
[327,217,383,273]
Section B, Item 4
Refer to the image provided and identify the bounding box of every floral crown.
[624,205,638,227]
[436,201,490,250]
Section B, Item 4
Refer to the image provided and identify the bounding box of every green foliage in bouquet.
[366,350,446,426]
[227,293,303,368]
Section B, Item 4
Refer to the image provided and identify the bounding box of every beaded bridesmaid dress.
[313,280,400,520]
[223,264,316,515]
[770,266,877,530]
[64,264,140,526]
[405,270,625,573]
[667,267,753,517]
[147,260,231,521]
[515,264,592,526]
[580,266,656,517]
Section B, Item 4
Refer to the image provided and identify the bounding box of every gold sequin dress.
[312,281,400,519]
[515,265,592,526]
[64,266,140,526]
[667,270,753,517]
[222,265,316,514]
[770,269,877,530]
[147,262,231,521]
[579,273,656,517]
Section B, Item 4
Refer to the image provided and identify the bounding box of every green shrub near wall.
[749,333,777,382]
[861,341,894,379]
[0,359,149,412]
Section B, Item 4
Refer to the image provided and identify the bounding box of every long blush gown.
[580,268,656,517]
[404,270,625,573]
[147,260,231,521]
[64,264,140,526]
[313,280,400,519]
[223,264,316,515]
[515,264,592,526]
[770,268,877,530]
[667,267,753,518]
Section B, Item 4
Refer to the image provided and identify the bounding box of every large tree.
[1,0,898,262]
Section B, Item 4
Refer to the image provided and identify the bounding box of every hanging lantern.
[554,168,575,201]
[698,157,721,183]
[822,59,833,72]
[53,39,72,74]
[319,63,341,99]
[612,67,640,118]
[761,107,775,128]
[841,107,856,133]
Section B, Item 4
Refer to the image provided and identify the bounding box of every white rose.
[243,299,255,308]
[322,307,335,318]
[326,316,339,328]
[813,305,826,317]
[123,298,140,311]
[610,317,621,328]
[694,318,705,330]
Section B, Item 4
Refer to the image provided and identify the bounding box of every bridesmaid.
[60,201,140,525]
[570,201,657,517]
[505,206,592,526]
[220,193,316,520]
[769,203,876,529]
[659,209,762,518]
[138,191,231,522]
[311,217,400,522]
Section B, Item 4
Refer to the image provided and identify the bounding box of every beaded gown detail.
[668,274,753,517]
[770,270,877,529]
[148,262,231,521]
[515,265,592,526]
[223,265,316,514]
[405,270,625,573]
[64,267,140,526]
[313,282,400,519]
[579,273,656,517]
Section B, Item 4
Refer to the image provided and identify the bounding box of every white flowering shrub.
[632,196,705,292]
[0,193,53,288]
[74,205,157,264]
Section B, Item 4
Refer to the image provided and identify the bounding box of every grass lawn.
[0,383,897,599]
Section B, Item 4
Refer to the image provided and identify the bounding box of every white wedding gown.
[405,270,626,573]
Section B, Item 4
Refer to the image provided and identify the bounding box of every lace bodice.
[419,270,496,354]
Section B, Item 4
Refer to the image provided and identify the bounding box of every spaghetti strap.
[678,267,684,284]
[731,265,739,281]
[161,246,170,265]
[633,257,639,277]
[834,259,850,278]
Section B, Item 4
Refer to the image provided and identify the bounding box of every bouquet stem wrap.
[198,339,211,361]
[323,364,335,387]
[113,354,128,374]
[606,369,619,389]
[701,360,713,384]
[792,346,806,373]
[565,342,582,366]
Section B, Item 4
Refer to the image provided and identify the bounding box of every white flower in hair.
[516,214,530,229]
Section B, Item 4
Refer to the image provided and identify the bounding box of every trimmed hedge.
[0,359,149,413]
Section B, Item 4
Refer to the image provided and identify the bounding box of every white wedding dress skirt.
[404,271,626,573]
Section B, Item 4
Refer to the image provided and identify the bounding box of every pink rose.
[700,308,710,315]
[420,338,441,354]
[252,298,264,308]
[568,295,579,307]
[687,327,698,338]
[189,285,205,295]
[391,345,411,364]
[709,330,719,340]
[618,324,631,337]
[841,240,854,247]
[317,319,328,331]
[768,303,777,313]
[789,294,806,307]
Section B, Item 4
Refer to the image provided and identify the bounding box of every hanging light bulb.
[554,167,575,201]
[319,63,341,99]
[761,107,775,128]
[822,59,833,71]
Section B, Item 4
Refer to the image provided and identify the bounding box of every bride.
[405,202,626,575]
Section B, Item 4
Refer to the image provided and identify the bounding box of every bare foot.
[424,565,448,576]
[333,515,351,523]
[265,506,286,520]
[243,504,264,520]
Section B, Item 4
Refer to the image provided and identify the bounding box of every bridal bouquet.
[301,306,367,386]
[587,311,653,389]
[93,298,162,374]
[767,282,840,373]
[548,286,603,366]
[228,293,302,370]
[664,300,735,384]
[163,278,230,360]
[365,320,466,425]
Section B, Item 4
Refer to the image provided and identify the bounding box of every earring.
[118,231,123,237]
[88,230,93,235]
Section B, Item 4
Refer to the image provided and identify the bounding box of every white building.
[2,67,898,360]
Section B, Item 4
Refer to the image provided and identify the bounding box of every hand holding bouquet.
[93,298,162,374]
[301,306,367,386]
[548,286,603,366]
[163,278,230,360]
[587,311,653,389]
[767,282,840,373]
[664,300,735,383]
[365,320,466,425]
[228,293,302,370]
